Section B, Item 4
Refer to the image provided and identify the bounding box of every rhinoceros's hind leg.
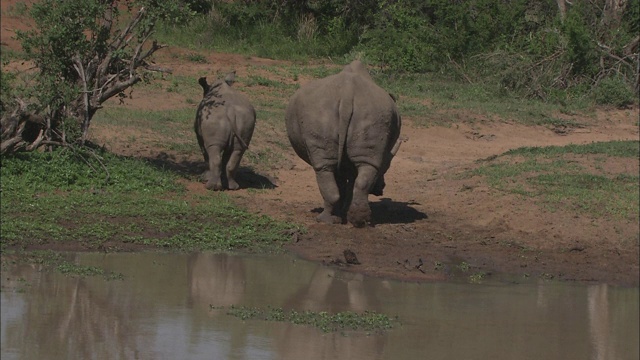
[225,149,245,190]
[200,170,211,182]
[317,211,342,224]
[347,164,377,227]
[205,146,224,191]
[315,170,343,224]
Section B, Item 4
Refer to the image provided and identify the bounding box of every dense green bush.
[593,76,636,108]
[156,0,637,103]
[13,0,634,110]
[0,69,17,115]
[208,0,364,57]
[184,0,212,14]
[563,3,601,78]
[358,1,435,72]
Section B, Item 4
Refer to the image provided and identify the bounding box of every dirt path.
[2,2,638,286]
[233,115,639,286]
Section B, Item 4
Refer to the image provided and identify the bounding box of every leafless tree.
[1,3,176,155]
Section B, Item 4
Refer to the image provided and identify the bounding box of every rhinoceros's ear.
[198,77,209,92]
[224,71,236,86]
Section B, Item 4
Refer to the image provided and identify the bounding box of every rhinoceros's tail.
[226,107,250,150]
[194,113,208,162]
[337,97,353,172]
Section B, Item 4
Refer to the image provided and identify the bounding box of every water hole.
[1,252,638,360]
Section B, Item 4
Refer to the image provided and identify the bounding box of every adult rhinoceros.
[285,60,402,227]
[194,71,256,191]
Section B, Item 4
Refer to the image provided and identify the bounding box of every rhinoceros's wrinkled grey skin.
[194,72,256,191]
[285,60,402,227]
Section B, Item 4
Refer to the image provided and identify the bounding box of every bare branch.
[0,99,44,154]
[82,147,110,183]
[447,54,473,84]
[40,140,70,147]
[1,136,26,154]
[98,74,142,104]
[139,39,165,63]
[72,56,92,144]
[109,7,146,55]
[557,0,567,21]
[131,35,152,74]
[25,128,45,151]
[97,7,146,87]
[623,36,639,56]
[596,41,637,82]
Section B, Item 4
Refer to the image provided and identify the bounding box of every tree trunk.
[0,101,49,154]
[604,0,627,27]
[557,0,567,21]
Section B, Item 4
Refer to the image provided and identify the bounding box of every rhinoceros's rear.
[285,60,402,227]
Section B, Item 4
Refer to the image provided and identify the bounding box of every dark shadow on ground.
[145,152,277,190]
[235,167,278,190]
[146,152,206,176]
[370,198,428,224]
[310,198,427,225]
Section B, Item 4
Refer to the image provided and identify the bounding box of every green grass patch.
[185,53,208,64]
[244,147,287,171]
[220,305,396,333]
[95,106,194,127]
[94,106,195,142]
[0,148,302,253]
[254,107,286,123]
[374,72,591,127]
[0,147,182,192]
[466,141,639,219]
[56,262,124,280]
[137,73,202,98]
[529,173,639,217]
[163,141,199,155]
[298,64,342,79]
[503,141,639,158]
[245,75,297,90]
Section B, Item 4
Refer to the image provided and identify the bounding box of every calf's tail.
[225,107,250,150]
[194,114,208,163]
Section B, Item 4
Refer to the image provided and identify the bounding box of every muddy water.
[1,252,638,360]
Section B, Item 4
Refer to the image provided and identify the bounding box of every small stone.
[343,249,361,265]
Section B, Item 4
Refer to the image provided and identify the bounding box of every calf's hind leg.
[206,145,224,191]
[225,149,245,190]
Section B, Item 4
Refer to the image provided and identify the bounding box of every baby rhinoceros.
[194,72,256,191]
[285,60,402,227]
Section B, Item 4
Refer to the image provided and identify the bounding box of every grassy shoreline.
[0,147,303,256]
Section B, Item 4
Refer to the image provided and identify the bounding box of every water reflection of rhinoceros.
[187,253,246,310]
[274,266,391,360]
